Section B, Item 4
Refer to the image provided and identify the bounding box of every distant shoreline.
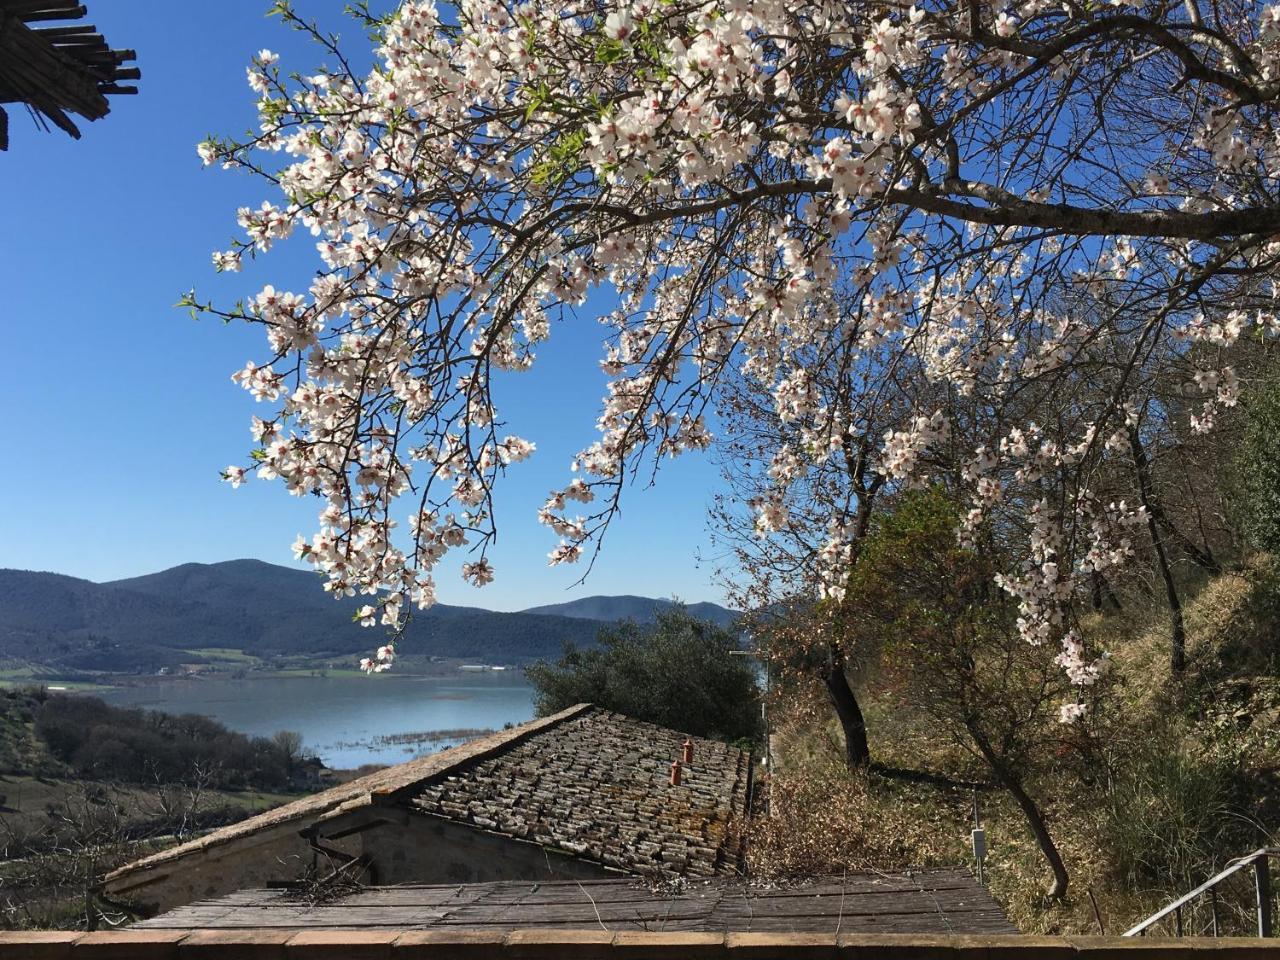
[0,663,529,695]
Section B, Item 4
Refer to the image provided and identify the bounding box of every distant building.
[104,705,753,915]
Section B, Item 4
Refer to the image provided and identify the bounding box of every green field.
[0,676,116,694]
[180,647,260,663]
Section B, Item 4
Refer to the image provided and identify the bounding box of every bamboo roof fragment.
[0,0,139,150]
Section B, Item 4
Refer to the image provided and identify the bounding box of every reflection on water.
[99,673,535,769]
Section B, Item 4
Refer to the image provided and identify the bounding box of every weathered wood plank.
[134,872,1016,935]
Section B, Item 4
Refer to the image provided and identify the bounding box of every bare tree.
[0,785,137,930]
[270,731,305,783]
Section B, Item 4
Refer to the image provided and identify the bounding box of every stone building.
[105,704,753,914]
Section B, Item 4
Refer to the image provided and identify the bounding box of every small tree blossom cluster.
[358,643,396,674]
[203,0,1280,680]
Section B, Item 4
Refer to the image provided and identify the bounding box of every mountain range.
[523,595,736,625]
[0,560,736,674]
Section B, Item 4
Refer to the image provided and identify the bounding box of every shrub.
[526,607,763,743]
[1101,743,1242,892]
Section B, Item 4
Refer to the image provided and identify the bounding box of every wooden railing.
[3,930,1280,959]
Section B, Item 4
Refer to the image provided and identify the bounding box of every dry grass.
[750,723,970,879]
[1102,561,1259,716]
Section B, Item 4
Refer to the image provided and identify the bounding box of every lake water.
[98,673,535,769]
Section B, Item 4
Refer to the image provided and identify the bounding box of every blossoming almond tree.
[708,282,936,766]
[201,0,1280,688]
[708,280,1159,761]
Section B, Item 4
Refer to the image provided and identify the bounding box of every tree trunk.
[824,429,879,771]
[997,764,1070,900]
[968,721,1069,899]
[1130,428,1187,676]
[825,661,870,769]
[1090,571,1122,612]
[1151,522,1188,676]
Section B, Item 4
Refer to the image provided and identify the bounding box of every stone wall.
[105,809,614,916]
[103,820,362,916]
[358,812,617,885]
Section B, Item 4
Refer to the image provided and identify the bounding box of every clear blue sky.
[0,2,729,611]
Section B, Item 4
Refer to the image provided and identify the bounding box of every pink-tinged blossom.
[1059,702,1087,723]
[212,250,241,272]
[462,559,494,587]
[604,10,634,41]
[752,496,790,536]
[548,543,582,565]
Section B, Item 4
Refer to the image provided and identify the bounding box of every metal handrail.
[1123,847,1279,938]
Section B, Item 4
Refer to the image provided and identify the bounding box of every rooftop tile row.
[408,708,751,876]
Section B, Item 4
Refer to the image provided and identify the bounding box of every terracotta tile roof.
[407,708,752,877]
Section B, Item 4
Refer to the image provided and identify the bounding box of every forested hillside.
[0,561,736,674]
[0,561,600,672]
[0,686,305,930]
[0,687,309,791]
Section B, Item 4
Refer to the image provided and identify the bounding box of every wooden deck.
[135,869,1016,935]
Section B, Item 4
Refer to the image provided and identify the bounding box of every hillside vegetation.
[750,557,1280,936]
[0,686,309,929]
[0,686,315,794]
